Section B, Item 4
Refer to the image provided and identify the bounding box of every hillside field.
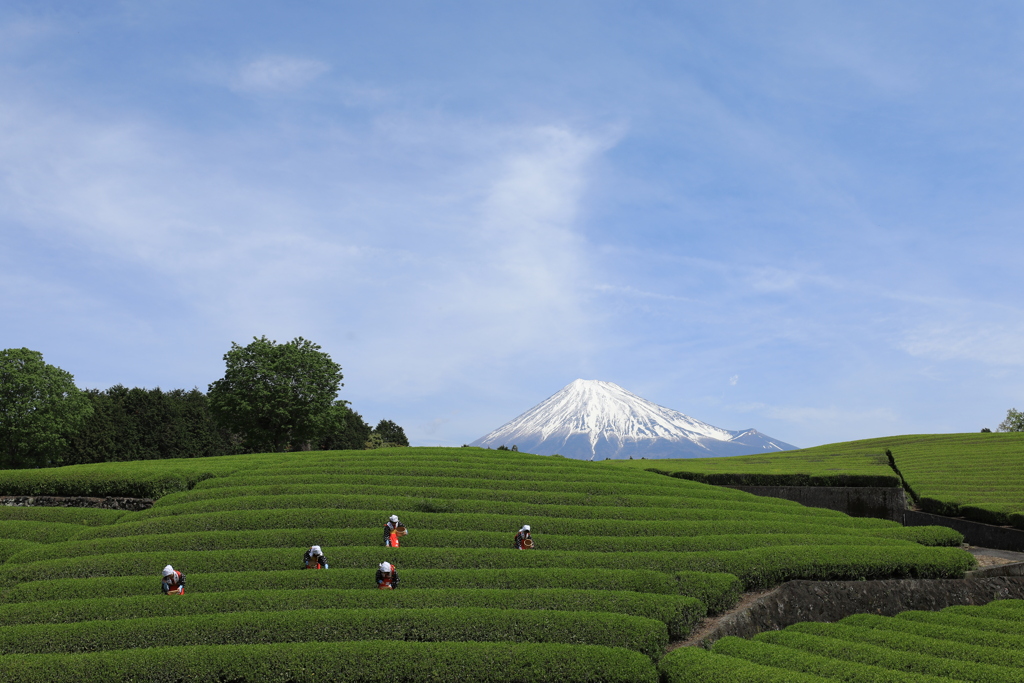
[0,447,973,681]
[612,432,1024,529]
[664,598,1024,681]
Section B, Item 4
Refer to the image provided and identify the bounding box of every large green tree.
[317,402,371,451]
[208,336,344,452]
[0,348,93,468]
[998,408,1024,432]
[65,385,233,464]
[373,419,409,447]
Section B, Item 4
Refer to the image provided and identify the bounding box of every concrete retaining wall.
[0,495,153,511]
[904,510,1024,553]
[725,485,908,522]
[696,575,1024,647]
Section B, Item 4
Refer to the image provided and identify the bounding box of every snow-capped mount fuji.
[470,379,796,460]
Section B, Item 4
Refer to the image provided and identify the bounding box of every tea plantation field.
[615,432,1024,530]
[0,447,973,682]
[665,598,1024,682]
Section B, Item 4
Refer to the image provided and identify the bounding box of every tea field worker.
[513,525,533,550]
[304,545,328,569]
[384,514,407,547]
[376,561,400,589]
[161,565,185,595]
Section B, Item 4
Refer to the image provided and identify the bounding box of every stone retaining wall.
[904,510,1024,552]
[725,485,908,522]
[696,575,1024,647]
[0,496,153,511]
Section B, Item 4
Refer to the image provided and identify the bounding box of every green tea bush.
[0,539,37,564]
[0,640,659,683]
[839,613,1024,653]
[0,588,706,640]
[0,544,970,592]
[658,471,900,488]
[131,492,846,523]
[715,635,955,682]
[0,568,687,604]
[0,521,88,544]
[0,608,669,659]
[159,481,801,513]
[72,507,899,542]
[787,621,1024,668]
[659,646,830,682]
[10,528,917,565]
[0,507,124,526]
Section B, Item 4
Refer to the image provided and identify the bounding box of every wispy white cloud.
[232,55,330,92]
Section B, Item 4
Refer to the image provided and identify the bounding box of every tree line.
[0,338,408,469]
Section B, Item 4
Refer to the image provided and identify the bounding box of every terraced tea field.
[615,433,1024,529]
[0,447,973,681]
[665,598,1024,681]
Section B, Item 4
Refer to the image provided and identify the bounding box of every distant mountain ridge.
[471,379,796,460]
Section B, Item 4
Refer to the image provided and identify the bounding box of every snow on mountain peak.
[470,379,796,460]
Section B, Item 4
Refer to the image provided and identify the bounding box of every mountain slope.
[471,379,796,460]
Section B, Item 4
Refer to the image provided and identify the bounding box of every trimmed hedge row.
[0,507,124,526]
[659,646,830,682]
[844,613,1024,649]
[0,640,659,683]
[0,544,973,593]
[0,539,37,564]
[918,496,1024,530]
[134,492,846,524]
[754,629,1024,682]
[132,493,861,525]
[71,507,900,542]
[652,470,901,488]
[897,610,1024,635]
[7,528,919,566]
[0,568,732,606]
[788,621,1024,668]
[190,471,738,497]
[0,587,706,640]
[158,481,793,512]
[714,635,957,682]
[0,607,670,659]
[0,521,91,545]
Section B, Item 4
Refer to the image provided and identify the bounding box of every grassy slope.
[609,433,1024,527]
[0,447,975,681]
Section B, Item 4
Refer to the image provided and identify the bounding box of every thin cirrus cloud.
[230,55,331,93]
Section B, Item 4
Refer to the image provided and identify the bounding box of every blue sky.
[3,2,1023,449]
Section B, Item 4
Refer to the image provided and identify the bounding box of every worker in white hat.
[161,564,185,595]
[384,514,407,547]
[513,524,533,550]
[376,561,400,589]
[303,545,328,569]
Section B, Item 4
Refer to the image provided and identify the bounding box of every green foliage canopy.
[373,419,409,447]
[998,408,1024,432]
[208,336,343,452]
[0,348,92,468]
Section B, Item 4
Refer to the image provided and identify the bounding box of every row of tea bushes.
[0,568,742,614]
[160,481,811,512]
[6,528,925,564]
[0,640,659,683]
[0,507,125,526]
[0,607,670,659]
[0,588,706,640]
[127,492,854,523]
[0,545,975,592]
[70,507,905,541]
[660,599,1024,681]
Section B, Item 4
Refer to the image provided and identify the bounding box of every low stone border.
[0,496,153,511]
[682,575,1024,649]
